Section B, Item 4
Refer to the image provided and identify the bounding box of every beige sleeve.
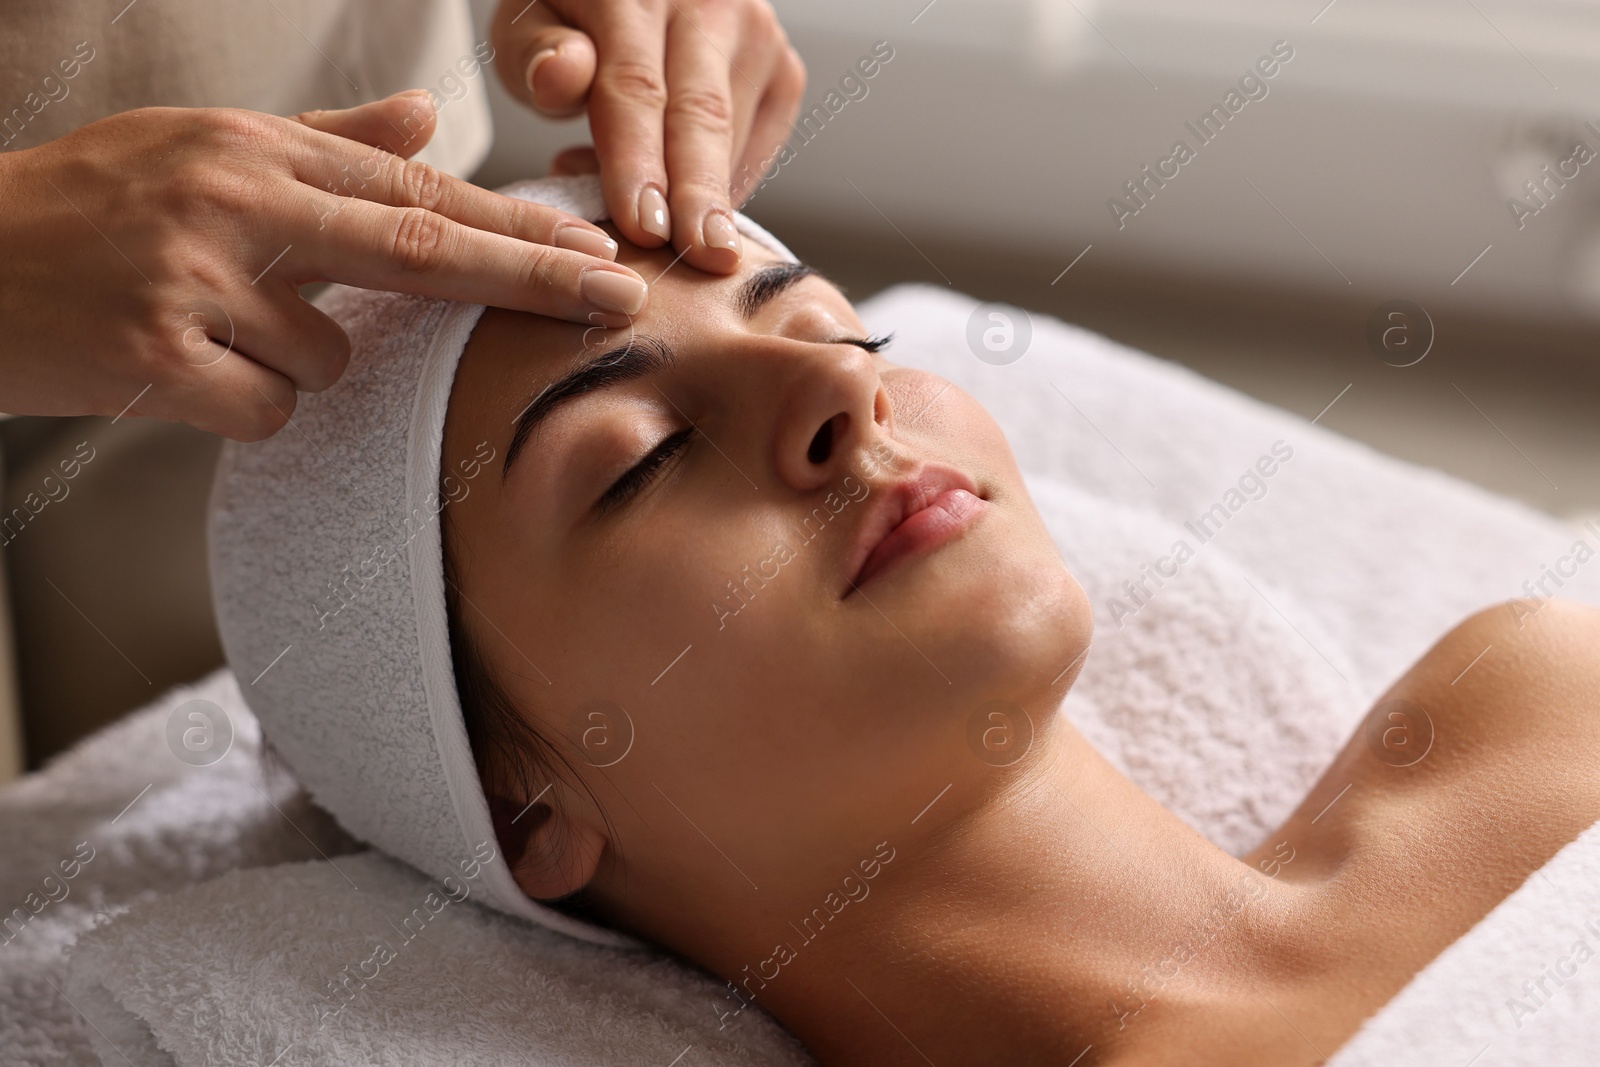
[0,0,492,177]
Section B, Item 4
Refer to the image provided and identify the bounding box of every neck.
[732,728,1330,1066]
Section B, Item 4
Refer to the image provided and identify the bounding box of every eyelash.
[852,333,894,353]
[596,425,697,515]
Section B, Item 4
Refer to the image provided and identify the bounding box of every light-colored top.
[0,0,492,176]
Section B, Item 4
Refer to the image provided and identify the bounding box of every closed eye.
[595,425,697,516]
[847,333,894,354]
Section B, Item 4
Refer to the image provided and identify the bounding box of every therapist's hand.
[491,0,805,274]
[0,91,647,441]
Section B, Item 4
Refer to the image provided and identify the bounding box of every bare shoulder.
[1412,598,1600,747]
[1371,598,1600,796]
[1264,598,1600,877]
[1244,599,1600,1043]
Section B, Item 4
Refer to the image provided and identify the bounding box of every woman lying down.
[209,175,1600,1067]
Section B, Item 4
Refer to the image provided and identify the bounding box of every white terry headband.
[209,174,798,947]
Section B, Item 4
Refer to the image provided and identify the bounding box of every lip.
[841,463,988,598]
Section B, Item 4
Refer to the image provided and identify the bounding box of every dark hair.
[440,512,611,927]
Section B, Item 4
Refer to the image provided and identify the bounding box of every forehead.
[472,220,795,375]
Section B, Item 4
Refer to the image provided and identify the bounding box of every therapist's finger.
[287,128,617,261]
[494,3,598,119]
[549,145,601,176]
[137,341,301,443]
[718,6,793,195]
[585,2,674,249]
[280,129,643,323]
[216,282,354,394]
[297,192,647,324]
[731,47,805,207]
[663,7,743,274]
[720,37,773,199]
[293,90,439,158]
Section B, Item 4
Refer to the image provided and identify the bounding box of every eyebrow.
[501,336,675,479]
[500,259,827,480]
[738,261,819,317]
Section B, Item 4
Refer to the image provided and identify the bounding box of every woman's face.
[440,224,1091,955]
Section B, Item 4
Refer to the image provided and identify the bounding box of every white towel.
[0,671,358,1067]
[5,282,1596,1064]
[64,850,811,1067]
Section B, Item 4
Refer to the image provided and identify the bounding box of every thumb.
[493,4,597,119]
[293,90,438,158]
[522,29,597,118]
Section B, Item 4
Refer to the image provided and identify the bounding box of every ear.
[487,792,607,901]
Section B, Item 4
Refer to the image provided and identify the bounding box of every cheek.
[542,502,766,704]
[952,397,1026,486]
[887,372,1026,494]
[540,520,838,829]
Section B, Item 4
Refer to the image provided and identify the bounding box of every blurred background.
[4,0,1598,778]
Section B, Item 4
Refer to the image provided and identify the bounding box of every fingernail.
[702,210,740,255]
[638,185,671,241]
[525,47,559,97]
[553,224,619,261]
[581,269,648,316]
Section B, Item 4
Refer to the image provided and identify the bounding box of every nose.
[766,338,891,493]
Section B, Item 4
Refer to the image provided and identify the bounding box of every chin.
[866,513,1091,708]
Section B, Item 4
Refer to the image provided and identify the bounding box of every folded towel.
[7,282,1596,1064]
[0,671,357,1067]
[64,851,812,1067]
